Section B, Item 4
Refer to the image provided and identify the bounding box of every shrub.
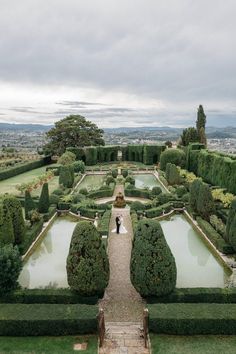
[111,169,118,178]
[197,183,215,220]
[51,188,64,196]
[59,165,74,188]
[58,151,76,165]
[165,163,181,185]
[0,205,14,245]
[106,176,115,186]
[122,169,128,178]
[72,193,85,204]
[0,303,97,335]
[67,221,109,296]
[130,201,146,212]
[88,188,113,199]
[38,183,50,214]
[2,196,25,245]
[226,199,236,251]
[197,217,233,254]
[148,303,236,334]
[28,210,42,225]
[49,193,60,205]
[212,189,234,208]
[79,188,88,195]
[130,219,176,297]
[160,148,186,171]
[0,245,22,294]
[97,210,111,236]
[125,175,135,185]
[209,215,226,238]
[151,186,162,196]
[145,202,173,218]
[24,190,36,220]
[189,178,202,212]
[125,187,150,199]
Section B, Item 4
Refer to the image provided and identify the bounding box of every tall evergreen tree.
[181,127,199,146]
[226,199,236,249]
[0,205,14,245]
[2,196,25,245]
[59,165,74,188]
[24,190,35,220]
[197,183,215,220]
[38,183,50,213]
[196,105,207,145]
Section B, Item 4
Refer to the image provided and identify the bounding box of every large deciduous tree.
[43,115,105,155]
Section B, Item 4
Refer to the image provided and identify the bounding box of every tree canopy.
[43,115,105,155]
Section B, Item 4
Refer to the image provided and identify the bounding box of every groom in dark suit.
[115,215,121,234]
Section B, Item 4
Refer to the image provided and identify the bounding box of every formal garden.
[0,114,236,353]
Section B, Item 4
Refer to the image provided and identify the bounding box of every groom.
[115,215,121,234]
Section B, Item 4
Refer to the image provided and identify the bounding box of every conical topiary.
[130,219,176,297]
[66,221,109,296]
[3,196,25,245]
[38,183,49,213]
[24,190,35,220]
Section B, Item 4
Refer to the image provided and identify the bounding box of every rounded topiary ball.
[66,221,109,296]
[130,219,176,297]
[160,148,186,171]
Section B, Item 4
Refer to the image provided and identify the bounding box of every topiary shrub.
[66,221,109,296]
[24,190,36,220]
[59,165,74,188]
[189,178,202,212]
[49,193,60,205]
[165,163,181,185]
[130,219,176,297]
[79,188,88,195]
[38,183,50,214]
[0,244,22,294]
[122,169,128,178]
[51,188,64,196]
[130,201,146,212]
[176,185,187,198]
[111,169,118,178]
[2,196,25,245]
[125,176,135,185]
[58,151,76,165]
[73,160,85,173]
[106,176,115,186]
[197,183,215,220]
[160,148,186,171]
[151,186,162,197]
[226,199,236,250]
[0,205,14,245]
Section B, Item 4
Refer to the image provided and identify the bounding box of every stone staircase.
[99,322,150,354]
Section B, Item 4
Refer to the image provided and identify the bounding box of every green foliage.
[0,205,14,245]
[0,156,51,182]
[24,190,35,220]
[28,210,42,225]
[197,217,233,254]
[165,163,180,185]
[58,151,76,165]
[2,196,25,245]
[97,146,119,163]
[130,219,176,297]
[43,115,104,155]
[145,202,173,218]
[67,221,109,296]
[79,188,88,195]
[209,215,226,238]
[131,211,138,234]
[87,187,113,199]
[121,169,128,177]
[176,185,187,197]
[111,169,118,178]
[73,160,85,173]
[38,183,50,213]
[49,193,60,205]
[189,178,203,212]
[211,189,234,208]
[127,145,143,162]
[125,175,135,185]
[148,303,236,334]
[226,199,236,251]
[143,145,166,165]
[165,141,172,148]
[181,127,199,146]
[0,303,97,335]
[160,148,186,171]
[196,183,215,220]
[125,187,150,199]
[59,165,74,188]
[97,210,111,236]
[20,219,44,255]
[151,186,162,196]
[51,188,64,196]
[196,104,206,143]
[0,244,22,294]
[106,175,115,185]
[130,201,146,212]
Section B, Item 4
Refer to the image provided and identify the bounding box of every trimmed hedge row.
[88,188,113,199]
[125,187,151,199]
[19,219,44,255]
[0,156,51,181]
[197,217,234,254]
[146,288,236,304]
[148,303,236,334]
[98,210,111,236]
[0,289,98,305]
[79,207,105,219]
[0,303,97,336]
[145,202,173,218]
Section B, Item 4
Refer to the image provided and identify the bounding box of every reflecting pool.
[19,217,77,289]
[75,174,105,192]
[133,174,166,192]
[160,214,229,287]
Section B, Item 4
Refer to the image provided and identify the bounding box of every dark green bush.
[176,185,187,198]
[49,193,60,205]
[0,245,22,294]
[38,183,50,214]
[121,169,128,178]
[145,202,173,218]
[51,188,64,196]
[0,303,97,335]
[130,219,176,297]
[143,145,166,165]
[0,205,14,245]
[197,183,215,220]
[59,165,74,188]
[160,148,186,171]
[130,212,138,234]
[2,196,25,245]
[125,175,135,185]
[79,207,105,219]
[165,163,181,185]
[24,190,36,220]
[88,188,113,199]
[67,221,109,296]
[130,201,146,212]
[226,199,236,251]
[189,178,202,212]
[79,188,88,195]
[97,210,111,236]
[151,186,162,196]
[125,187,150,199]
[106,175,115,186]
[148,303,236,334]
[73,160,85,173]
[42,206,57,222]
[111,169,118,178]
[196,217,234,254]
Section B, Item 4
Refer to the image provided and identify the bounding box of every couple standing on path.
[112,214,128,234]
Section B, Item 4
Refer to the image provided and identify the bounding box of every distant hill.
[0,123,52,131]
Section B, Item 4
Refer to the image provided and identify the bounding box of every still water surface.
[133,174,166,192]
[75,174,105,192]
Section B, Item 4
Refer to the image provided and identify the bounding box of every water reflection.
[160,214,228,288]
[76,175,105,192]
[133,174,166,192]
[19,217,77,289]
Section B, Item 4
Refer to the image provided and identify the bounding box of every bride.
[112,214,128,234]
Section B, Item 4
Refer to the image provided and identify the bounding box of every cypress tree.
[190,178,202,212]
[197,183,215,220]
[196,105,207,145]
[166,163,180,185]
[59,165,74,188]
[226,199,236,249]
[0,205,14,245]
[38,183,50,213]
[67,221,109,296]
[3,196,25,245]
[130,219,176,297]
[24,190,35,220]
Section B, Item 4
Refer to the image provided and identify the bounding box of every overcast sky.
[0,0,235,128]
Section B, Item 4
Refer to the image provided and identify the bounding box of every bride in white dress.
[112,214,128,234]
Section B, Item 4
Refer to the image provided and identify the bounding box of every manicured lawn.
[150,334,236,354]
[0,165,59,196]
[0,335,97,353]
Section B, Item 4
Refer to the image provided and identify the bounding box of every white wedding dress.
[112,216,128,234]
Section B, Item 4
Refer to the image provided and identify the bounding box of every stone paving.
[99,184,150,353]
